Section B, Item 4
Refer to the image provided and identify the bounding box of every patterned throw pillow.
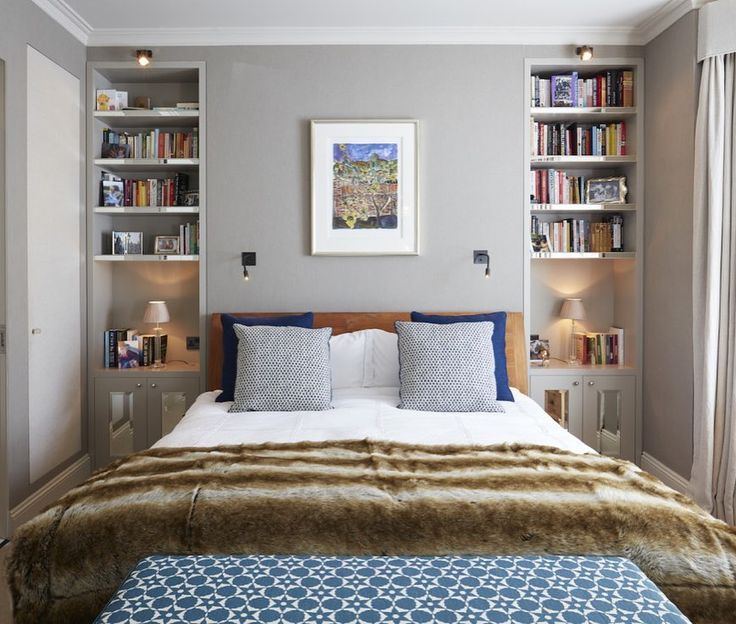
[395,321,504,413]
[229,325,332,412]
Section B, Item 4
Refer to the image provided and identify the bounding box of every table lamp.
[560,297,586,365]
[143,300,170,368]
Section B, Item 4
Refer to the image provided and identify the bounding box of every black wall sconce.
[473,249,490,279]
[241,252,256,281]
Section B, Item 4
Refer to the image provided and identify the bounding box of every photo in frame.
[311,120,418,255]
[154,235,180,255]
[585,176,627,204]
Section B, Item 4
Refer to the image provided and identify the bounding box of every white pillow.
[329,331,368,388]
[366,329,400,387]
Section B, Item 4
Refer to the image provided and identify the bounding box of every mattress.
[155,387,593,454]
[94,554,690,624]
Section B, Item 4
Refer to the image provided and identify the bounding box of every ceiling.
[33,0,706,46]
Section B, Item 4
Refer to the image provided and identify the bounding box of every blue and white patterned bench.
[95,554,691,623]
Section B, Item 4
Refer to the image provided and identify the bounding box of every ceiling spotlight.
[136,49,153,67]
[575,45,594,62]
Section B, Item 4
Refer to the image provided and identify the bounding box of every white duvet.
[155,387,594,455]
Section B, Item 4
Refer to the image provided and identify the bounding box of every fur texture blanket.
[8,440,736,623]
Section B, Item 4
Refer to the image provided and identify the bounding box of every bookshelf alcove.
[523,58,644,463]
[86,61,206,468]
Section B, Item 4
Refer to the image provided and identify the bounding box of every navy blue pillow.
[409,311,514,402]
[216,312,314,402]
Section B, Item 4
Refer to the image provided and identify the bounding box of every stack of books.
[532,121,627,157]
[103,329,168,368]
[574,328,625,365]
[531,215,624,253]
[179,221,200,255]
[101,128,199,159]
[530,169,587,204]
[531,70,634,108]
[100,173,189,207]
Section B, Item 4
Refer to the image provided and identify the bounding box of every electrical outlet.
[186,336,200,351]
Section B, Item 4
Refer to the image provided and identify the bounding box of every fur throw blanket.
[8,440,736,623]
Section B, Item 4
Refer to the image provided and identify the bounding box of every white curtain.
[691,52,736,523]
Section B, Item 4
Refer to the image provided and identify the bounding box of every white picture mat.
[311,120,418,255]
[27,46,83,483]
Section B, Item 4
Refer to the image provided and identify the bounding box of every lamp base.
[151,361,166,370]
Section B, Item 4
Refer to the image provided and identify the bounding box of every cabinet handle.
[151,383,157,388]
[572,381,580,386]
[136,383,142,388]
[588,380,595,386]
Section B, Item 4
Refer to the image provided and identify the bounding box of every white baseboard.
[9,454,91,532]
[640,452,690,495]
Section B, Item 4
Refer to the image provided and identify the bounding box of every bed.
[8,311,736,623]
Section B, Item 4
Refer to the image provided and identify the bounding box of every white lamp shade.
[560,298,586,321]
[143,300,170,324]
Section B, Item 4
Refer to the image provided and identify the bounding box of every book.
[531,70,634,108]
[118,340,141,369]
[96,89,117,111]
[176,102,199,110]
[574,331,622,365]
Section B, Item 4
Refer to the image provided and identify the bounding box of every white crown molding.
[86,25,641,47]
[636,0,698,43]
[34,0,709,48]
[31,0,91,45]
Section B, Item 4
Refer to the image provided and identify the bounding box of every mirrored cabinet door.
[530,375,584,440]
[94,378,147,467]
[146,377,200,444]
[582,376,636,462]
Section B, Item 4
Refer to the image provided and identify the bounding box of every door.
[94,379,147,468]
[147,377,200,444]
[529,375,583,440]
[26,47,83,482]
[582,375,636,461]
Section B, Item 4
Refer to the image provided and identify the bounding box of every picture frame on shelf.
[154,235,180,255]
[311,119,419,256]
[102,179,124,207]
[586,176,627,204]
[530,233,551,253]
[529,335,550,364]
[183,191,199,207]
[112,231,143,255]
[101,143,131,159]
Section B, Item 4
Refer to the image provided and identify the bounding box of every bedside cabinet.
[94,373,200,468]
[529,368,636,462]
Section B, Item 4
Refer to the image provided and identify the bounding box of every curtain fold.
[691,53,736,523]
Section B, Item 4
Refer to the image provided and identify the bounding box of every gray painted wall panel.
[643,11,699,478]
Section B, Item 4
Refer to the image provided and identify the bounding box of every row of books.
[103,329,168,368]
[530,170,588,205]
[100,172,190,207]
[179,222,200,255]
[532,121,627,157]
[101,128,199,160]
[574,329,625,366]
[530,215,624,253]
[531,71,634,108]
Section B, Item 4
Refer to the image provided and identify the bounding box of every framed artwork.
[112,231,143,255]
[311,120,419,255]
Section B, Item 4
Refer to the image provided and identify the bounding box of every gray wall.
[0,0,87,511]
[88,44,640,317]
[643,11,700,478]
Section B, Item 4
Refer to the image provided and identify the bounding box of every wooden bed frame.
[208,312,528,395]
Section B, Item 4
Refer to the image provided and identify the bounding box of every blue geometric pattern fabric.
[95,555,691,623]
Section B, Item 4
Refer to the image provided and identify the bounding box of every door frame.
[0,57,9,537]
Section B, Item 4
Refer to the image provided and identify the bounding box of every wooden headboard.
[208,312,528,395]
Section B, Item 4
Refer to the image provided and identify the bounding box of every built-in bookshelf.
[524,58,643,462]
[87,62,206,377]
